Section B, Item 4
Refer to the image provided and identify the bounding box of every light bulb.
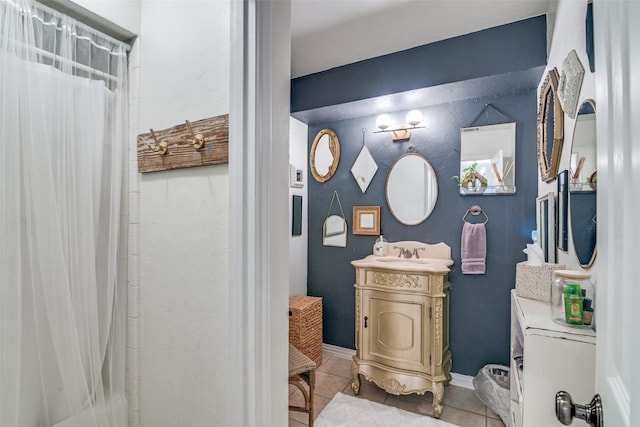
[406,110,423,127]
[376,114,391,130]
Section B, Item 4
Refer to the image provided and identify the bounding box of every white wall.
[539,0,595,273]
[75,1,231,425]
[289,117,308,297]
[134,2,230,426]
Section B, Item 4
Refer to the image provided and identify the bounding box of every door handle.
[364,316,368,328]
[555,391,603,427]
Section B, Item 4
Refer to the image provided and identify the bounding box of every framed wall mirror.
[459,122,516,195]
[557,170,569,251]
[352,206,380,235]
[310,128,340,182]
[386,153,438,225]
[537,68,564,182]
[536,192,556,263]
[323,215,347,247]
[569,99,597,268]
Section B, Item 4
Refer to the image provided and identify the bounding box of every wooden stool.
[288,344,316,426]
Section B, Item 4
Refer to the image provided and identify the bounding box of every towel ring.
[463,205,489,224]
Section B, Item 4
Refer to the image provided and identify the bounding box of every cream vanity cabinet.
[510,290,595,427]
[351,242,453,418]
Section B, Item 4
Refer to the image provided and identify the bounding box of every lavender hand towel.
[461,222,486,274]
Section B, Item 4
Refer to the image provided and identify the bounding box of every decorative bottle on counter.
[551,270,595,329]
[373,233,387,256]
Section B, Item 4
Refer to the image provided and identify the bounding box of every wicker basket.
[289,296,323,367]
[515,262,565,302]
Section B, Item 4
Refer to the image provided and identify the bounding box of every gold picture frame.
[352,206,380,235]
[537,67,564,183]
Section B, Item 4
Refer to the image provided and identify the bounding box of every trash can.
[472,364,510,426]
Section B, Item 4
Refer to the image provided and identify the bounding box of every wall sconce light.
[374,110,425,141]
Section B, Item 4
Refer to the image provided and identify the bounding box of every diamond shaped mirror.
[351,129,378,193]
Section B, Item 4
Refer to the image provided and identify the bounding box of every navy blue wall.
[295,14,547,376]
[307,94,537,376]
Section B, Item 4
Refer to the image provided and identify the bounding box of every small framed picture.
[289,164,304,188]
[353,206,380,235]
[292,195,302,236]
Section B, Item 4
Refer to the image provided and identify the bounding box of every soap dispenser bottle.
[373,231,387,256]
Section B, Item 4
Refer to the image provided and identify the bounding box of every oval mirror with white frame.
[386,153,438,225]
[310,128,340,183]
[569,99,597,268]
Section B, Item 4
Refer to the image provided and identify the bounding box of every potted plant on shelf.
[452,162,489,193]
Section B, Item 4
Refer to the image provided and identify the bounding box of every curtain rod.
[5,0,131,52]
[0,35,123,83]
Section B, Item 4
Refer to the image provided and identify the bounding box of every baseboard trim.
[322,343,355,360]
[449,372,474,390]
[322,343,475,390]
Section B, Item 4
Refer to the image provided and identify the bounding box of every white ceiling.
[291,0,552,78]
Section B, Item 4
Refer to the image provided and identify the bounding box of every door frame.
[229,0,291,425]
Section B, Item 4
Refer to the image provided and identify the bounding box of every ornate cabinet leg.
[351,361,361,395]
[432,382,444,418]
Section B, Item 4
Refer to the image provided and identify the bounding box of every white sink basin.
[377,257,431,264]
[375,257,453,267]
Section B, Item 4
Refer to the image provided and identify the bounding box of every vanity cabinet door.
[361,289,431,373]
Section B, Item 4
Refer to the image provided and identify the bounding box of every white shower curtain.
[0,1,128,426]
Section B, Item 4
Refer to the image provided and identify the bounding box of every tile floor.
[289,351,506,427]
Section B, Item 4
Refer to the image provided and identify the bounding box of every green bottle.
[564,283,583,325]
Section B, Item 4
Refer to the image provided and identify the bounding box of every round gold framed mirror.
[537,68,564,182]
[310,128,340,183]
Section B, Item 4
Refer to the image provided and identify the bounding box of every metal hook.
[148,129,169,155]
[186,120,205,150]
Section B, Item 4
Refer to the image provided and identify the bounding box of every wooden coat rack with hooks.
[137,113,229,173]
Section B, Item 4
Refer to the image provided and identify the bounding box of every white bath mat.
[315,392,458,427]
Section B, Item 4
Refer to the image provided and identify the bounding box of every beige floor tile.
[289,350,498,427]
[384,392,435,417]
[289,383,300,396]
[314,394,331,417]
[487,417,506,427]
[442,384,486,416]
[314,371,351,400]
[486,407,501,420]
[340,380,389,404]
[288,392,330,424]
[439,406,486,427]
[317,355,353,379]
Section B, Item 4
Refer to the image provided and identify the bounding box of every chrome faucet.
[413,247,426,259]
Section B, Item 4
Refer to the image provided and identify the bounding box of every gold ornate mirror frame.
[310,128,340,183]
[537,68,564,182]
